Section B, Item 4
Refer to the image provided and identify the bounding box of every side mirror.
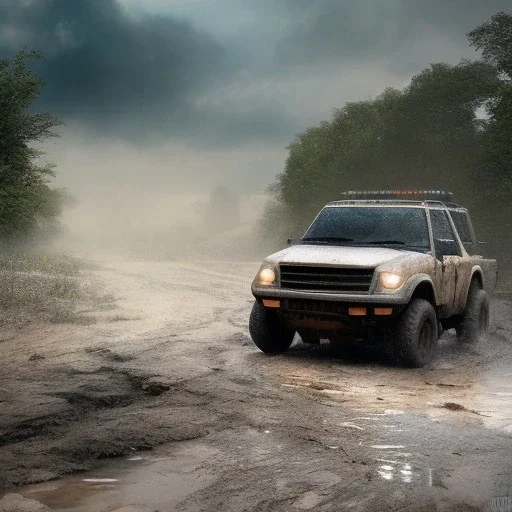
[287,238,301,246]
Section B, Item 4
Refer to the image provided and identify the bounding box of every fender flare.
[469,265,484,288]
[459,265,484,308]
[402,274,438,305]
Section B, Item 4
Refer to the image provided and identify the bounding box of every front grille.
[279,265,374,293]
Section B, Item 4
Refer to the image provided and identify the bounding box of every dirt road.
[1,258,512,511]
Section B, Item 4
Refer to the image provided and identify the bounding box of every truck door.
[449,209,498,294]
[447,209,490,307]
[429,209,465,313]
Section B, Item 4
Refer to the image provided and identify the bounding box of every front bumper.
[251,284,411,305]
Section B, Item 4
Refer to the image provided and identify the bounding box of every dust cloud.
[49,134,278,261]
[59,188,269,261]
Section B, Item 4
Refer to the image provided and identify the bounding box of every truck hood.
[264,244,422,268]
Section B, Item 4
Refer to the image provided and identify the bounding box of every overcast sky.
[1,0,510,198]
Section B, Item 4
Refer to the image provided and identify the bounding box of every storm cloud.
[0,0,297,145]
[1,0,511,195]
[1,0,510,149]
[268,0,512,72]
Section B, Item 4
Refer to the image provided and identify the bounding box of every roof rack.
[341,190,454,202]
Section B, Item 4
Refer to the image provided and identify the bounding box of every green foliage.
[270,60,500,237]
[259,191,298,245]
[0,250,103,325]
[468,12,512,78]
[0,50,64,240]
[468,12,512,184]
[467,13,512,275]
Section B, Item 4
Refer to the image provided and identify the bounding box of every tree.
[267,60,499,238]
[0,50,64,240]
[468,12,512,78]
[468,13,512,281]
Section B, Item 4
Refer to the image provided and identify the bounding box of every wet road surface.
[1,259,512,511]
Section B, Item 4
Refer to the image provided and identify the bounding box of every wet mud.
[1,260,511,511]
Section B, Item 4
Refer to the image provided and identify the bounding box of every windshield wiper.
[365,240,406,245]
[302,237,354,242]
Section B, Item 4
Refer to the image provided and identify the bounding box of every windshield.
[303,206,430,250]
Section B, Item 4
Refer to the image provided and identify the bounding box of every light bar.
[341,190,454,201]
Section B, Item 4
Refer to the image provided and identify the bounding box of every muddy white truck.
[250,190,497,367]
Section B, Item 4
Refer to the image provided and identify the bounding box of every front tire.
[249,301,295,354]
[388,298,438,368]
[456,283,489,344]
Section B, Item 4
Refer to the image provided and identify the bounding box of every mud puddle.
[348,409,435,486]
[473,365,512,433]
[19,442,217,511]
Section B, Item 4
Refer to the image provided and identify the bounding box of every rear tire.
[249,301,295,354]
[456,283,489,344]
[388,298,438,368]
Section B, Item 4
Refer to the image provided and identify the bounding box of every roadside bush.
[0,251,100,325]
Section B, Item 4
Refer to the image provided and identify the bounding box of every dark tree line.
[0,50,65,242]
[262,12,512,282]
[468,12,512,277]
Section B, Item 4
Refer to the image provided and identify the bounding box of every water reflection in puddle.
[377,462,414,483]
[374,453,431,485]
[352,410,433,486]
[474,366,512,433]
[20,444,217,512]
[361,363,512,488]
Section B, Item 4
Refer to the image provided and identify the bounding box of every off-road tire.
[389,298,438,368]
[249,301,295,354]
[456,283,489,344]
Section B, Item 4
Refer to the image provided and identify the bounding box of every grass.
[0,251,110,325]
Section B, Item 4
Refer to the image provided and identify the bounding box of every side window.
[449,211,472,244]
[449,210,476,255]
[429,209,461,258]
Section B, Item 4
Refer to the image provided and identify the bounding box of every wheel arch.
[470,266,484,289]
[459,266,484,309]
[406,275,437,306]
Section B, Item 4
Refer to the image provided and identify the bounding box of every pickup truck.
[250,190,497,367]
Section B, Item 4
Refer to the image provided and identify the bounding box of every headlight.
[379,272,403,290]
[258,267,276,286]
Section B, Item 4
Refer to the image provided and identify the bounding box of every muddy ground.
[1,258,512,511]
